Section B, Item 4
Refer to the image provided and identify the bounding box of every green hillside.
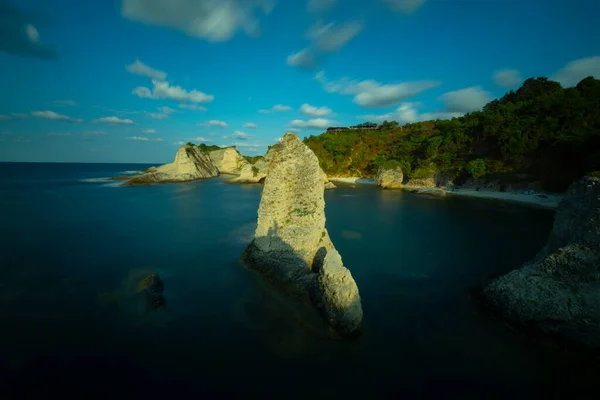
[304,77,600,191]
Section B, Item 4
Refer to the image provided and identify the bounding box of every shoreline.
[443,188,564,209]
[327,176,564,209]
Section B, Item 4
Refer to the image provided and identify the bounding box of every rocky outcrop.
[376,166,403,189]
[243,133,363,337]
[413,187,446,197]
[478,176,600,349]
[227,145,279,184]
[208,147,249,175]
[119,145,218,186]
[325,181,337,190]
[404,177,435,189]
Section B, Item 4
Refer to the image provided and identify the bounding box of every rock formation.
[208,147,249,175]
[478,176,600,349]
[227,145,280,184]
[119,144,218,186]
[376,166,403,189]
[243,133,363,337]
[325,181,337,190]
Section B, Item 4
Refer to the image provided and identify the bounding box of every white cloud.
[358,102,464,124]
[290,118,335,129]
[0,115,12,121]
[125,59,167,81]
[31,111,83,123]
[274,136,283,142]
[82,131,107,136]
[383,0,427,13]
[287,128,302,133]
[179,104,207,111]
[288,20,362,69]
[358,103,420,124]
[287,48,317,68]
[153,138,165,142]
[300,103,332,117]
[307,0,336,13]
[244,122,258,129]
[174,141,186,145]
[132,80,214,103]
[24,24,40,43]
[230,141,261,148]
[198,120,228,127]
[130,136,149,141]
[144,106,177,119]
[259,104,292,113]
[54,100,77,106]
[493,69,523,88]
[307,20,363,52]
[315,70,440,108]
[47,132,71,137]
[551,56,600,88]
[12,113,29,119]
[143,129,157,134]
[438,86,493,113]
[191,136,212,142]
[233,131,252,140]
[121,0,275,42]
[94,116,135,125]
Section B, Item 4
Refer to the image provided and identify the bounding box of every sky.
[0,0,599,163]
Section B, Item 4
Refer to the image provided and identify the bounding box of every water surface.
[0,162,597,397]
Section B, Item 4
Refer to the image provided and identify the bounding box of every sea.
[0,162,598,398]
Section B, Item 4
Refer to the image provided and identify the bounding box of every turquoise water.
[0,162,597,397]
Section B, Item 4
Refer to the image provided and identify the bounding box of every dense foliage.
[304,77,600,191]
[187,142,223,152]
[243,155,263,164]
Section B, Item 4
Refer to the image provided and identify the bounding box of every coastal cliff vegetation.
[304,77,600,191]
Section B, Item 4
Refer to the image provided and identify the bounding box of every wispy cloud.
[179,104,207,112]
[551,56,600,87]
[31,111,83,123]
[258,104,292,113]
[132,80,214,103]
[130,136,149,141]
[121,0,275,42]
[125,59,167,81]
[11,113,29,119]
[94,116,134,125]
[300,103,333,117]
[82,131,107,136]
[233,131,252,140]
[143,129,157,134]
[244,122,258,129]
[289,118,335,129]
[493,69,523,88]
[198,120,228,127]
[383,0,428,14]
[190,136,212,143]
[315,70,440,108]
[54,100,77,106]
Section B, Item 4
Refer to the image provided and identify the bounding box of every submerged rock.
[120,145,218,186]
[243,133,363,337]
[479,176,600,349]
[414,187,446,198]
[376,166,403,189]
[208,147,249,175]
[138,272,165,312]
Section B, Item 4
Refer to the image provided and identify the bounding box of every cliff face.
[228,145,279,184]
[243,133,363,337]
[208,147,249,175]
[123,145,218,186]
[480,176,600,349]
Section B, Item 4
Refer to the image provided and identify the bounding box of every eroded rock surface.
[121,145,218,186]
[243,133,362,336]
[208,147,249,175]
[228,145,279,184]
[376,166,403,189]
[479,176,600,349]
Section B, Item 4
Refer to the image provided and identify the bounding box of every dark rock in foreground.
[139,272,165,312]
[479,176,600,350]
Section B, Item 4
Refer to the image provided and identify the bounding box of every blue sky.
[0,0,599,163]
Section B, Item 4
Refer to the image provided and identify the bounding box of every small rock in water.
[139,272,165,312]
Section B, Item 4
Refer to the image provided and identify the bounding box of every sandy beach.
[443,188,564,209]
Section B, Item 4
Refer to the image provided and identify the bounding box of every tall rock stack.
[243,133,363,337]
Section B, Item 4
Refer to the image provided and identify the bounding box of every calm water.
[0,162,598,397]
